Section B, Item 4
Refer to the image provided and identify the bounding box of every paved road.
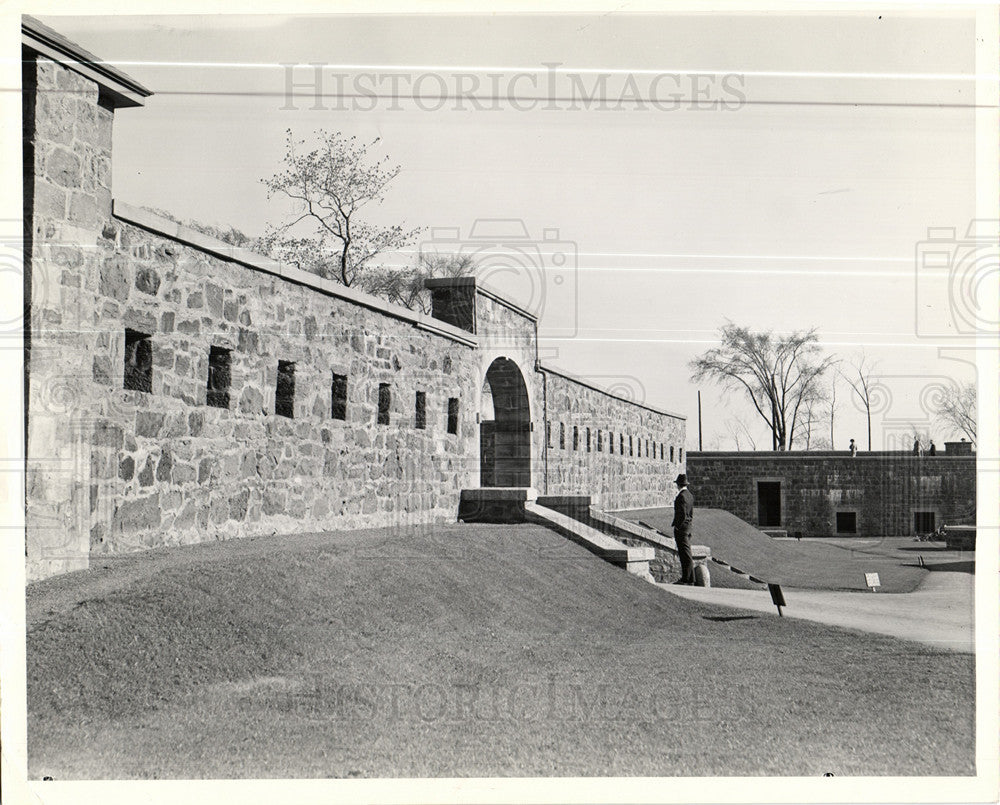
[658,570,975,653]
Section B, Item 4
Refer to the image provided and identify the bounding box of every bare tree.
[934,382,977,445]
[690,324,837,451]
[724,413,759,451]
[799,382,832,450]
[828,376,838,448]
[841,352,879,451]
[260,130,420,290]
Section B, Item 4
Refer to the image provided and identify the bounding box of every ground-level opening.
[480,357,531,487]
[757,481,781,527]
[836,511,857,534]
[914,510,936,535]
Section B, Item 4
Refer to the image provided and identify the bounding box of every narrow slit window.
[679,447,683,461]
[123,328,152,393]
[597,430,603,452]
[586,427,591,452]
[546,421,552,448]
[629,435,633,456]
[559,422,566,449]
[573,426,579,451]
[331,372,347,420]
[447,397,460,434]
[275,360,295,418]
[620,434,624,455]
[415,391,427,429]
[670,446,675,461]
[377,383,391,425]
[206,346,231,409]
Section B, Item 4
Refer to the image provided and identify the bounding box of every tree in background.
[260,130,420,291]
[933,382,977,445]
[367,253,476,314]
[690,323,837,451]
[842,351,879,451]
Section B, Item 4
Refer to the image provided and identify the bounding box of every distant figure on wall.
[849,439,857,457]
[928,440,937,456]
[671,473,696,586]
[912,437,922,456]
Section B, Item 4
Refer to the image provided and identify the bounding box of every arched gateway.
[480,357,532,487]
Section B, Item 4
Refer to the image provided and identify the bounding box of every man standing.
[672,473,696,585]
[928,440,937,456]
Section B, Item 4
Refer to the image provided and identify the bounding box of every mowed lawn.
[622,507,961,592]
[27,523,974,779]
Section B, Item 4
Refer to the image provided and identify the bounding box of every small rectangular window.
[629,435,633,456]
[573,426,579,451]
[645,439,650,458]
[546,421,552,448]
[275,360,295,418]
[559,422,566,449]
[586,427,591,452]
[670,446,675,461]
[206,346,231,409]
[620,434,624,455]
[597,430,603,452]
[331,372,348,420]
[608,432,614,454]
[378,383,391,425]
[679,447,683,461]
[124,328,152,393]
[660,442,665,460]
[447,397,459,434]
[415,391,427,429]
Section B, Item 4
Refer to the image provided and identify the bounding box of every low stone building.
[22,17,686,581]
[686,450,976,538]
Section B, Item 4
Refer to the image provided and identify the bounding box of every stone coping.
[688,450,975,459]
[112,200,479,349]
[525,502,655,567]
[536,363,686,421]
[591,508,711,560]
[23,15,152,108]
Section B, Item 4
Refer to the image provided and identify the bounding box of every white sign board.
[865,572,881,589]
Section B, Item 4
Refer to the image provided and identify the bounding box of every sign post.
[768,583,786,617]
[865,572,881,592]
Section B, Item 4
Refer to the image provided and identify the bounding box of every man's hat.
[675,473,687,486]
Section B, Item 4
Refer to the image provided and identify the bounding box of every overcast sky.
[33,10,987,449]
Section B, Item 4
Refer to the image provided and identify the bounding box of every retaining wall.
[686,451,976,537]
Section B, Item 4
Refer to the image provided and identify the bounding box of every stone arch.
[480,357,531,487]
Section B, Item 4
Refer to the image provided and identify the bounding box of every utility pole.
[697,390,703,451]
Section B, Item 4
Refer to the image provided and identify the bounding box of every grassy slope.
[623,507,941,592]
[27,523,974,778]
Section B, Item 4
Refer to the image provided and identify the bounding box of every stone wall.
[23,24,687,582]
[84,216,482,560]
[686,451,976,537]
[24,53,118,579]
[542,370,686,510]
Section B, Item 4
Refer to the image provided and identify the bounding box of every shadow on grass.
[701,615,760,622]
[902,560,975,575]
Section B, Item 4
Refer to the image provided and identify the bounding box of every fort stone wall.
[686,451,977,537]
[541,369,686,510]
[22,19,687,582]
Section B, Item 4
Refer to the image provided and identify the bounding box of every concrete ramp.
[619,506,934,592]
[524,502,655,581]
